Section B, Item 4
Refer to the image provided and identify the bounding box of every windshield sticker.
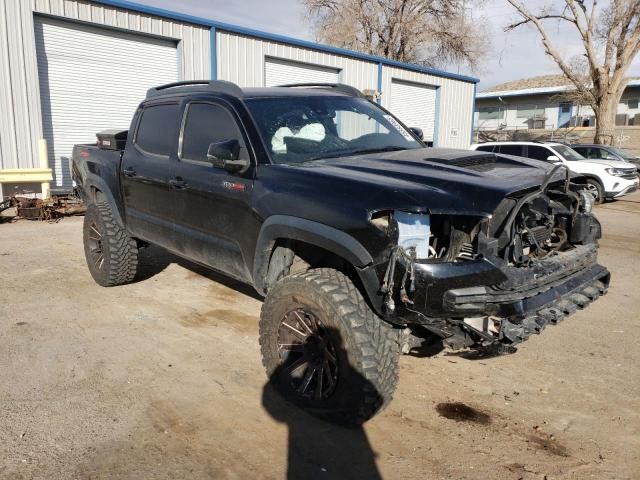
[383,115,414,141]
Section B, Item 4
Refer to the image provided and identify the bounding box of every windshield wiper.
[309,146,407,161]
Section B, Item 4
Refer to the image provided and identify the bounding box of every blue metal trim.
[470,82,477,144]
[93,0,479,84]
[433,87,441,147]
[376,62,383,104]
[569,102,574,127]
[210,26,217,80]
[556,102,573,128]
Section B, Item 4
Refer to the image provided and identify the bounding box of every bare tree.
[505,0,640,144]
[302,0,488,71]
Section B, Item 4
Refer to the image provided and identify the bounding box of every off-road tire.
[585,178,604,204]
[259,268,400,424]
[83,202,138,287]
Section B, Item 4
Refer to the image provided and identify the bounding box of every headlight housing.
[606,167,631,176]
[579,189,594,213]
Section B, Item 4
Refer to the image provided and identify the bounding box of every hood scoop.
[425,153,497,172]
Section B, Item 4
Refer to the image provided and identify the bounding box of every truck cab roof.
[145,80,364,100]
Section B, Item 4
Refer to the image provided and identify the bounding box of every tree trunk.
[593,94,617,145]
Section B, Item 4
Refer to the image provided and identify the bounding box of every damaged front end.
[374,165,610,354]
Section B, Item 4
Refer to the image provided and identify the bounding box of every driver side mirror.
[409,127,424,141]
[546,155,561,163]
[207,140,249,173]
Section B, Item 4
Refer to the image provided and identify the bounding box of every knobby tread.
[83,202,138,287]
[259,268,400,423]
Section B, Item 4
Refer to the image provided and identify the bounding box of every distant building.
[474,74,640,131]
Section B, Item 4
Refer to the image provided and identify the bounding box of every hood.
[580,158,634,168]
[284,148,566,216]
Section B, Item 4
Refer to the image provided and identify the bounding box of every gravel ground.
[0,191,639,480]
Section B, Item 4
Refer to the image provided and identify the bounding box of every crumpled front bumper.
[396,244,610,327]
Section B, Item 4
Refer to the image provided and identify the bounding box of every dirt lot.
[1,192,639,480]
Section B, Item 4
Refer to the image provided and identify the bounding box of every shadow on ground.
[262,327,383,480]
[135,244,262,300]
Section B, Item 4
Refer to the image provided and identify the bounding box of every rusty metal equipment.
[6,194,86,222]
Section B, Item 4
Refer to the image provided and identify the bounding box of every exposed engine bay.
[374,165,608,356]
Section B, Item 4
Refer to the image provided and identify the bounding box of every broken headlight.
[370,210,482,261]
[579,189,594,214]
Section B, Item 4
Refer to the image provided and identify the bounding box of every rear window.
[571,146,589,156]
[135,104,180,156]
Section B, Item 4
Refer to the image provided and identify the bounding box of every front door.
[121,102,181,251]
[171,100,256,282]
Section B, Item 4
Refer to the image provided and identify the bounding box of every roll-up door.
[34,17,178,189]
[390,79,437,143]
[264,58,340,87]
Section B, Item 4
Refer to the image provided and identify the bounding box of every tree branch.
[505,0,595,103]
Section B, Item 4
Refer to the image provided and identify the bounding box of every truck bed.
[71,144,125,219]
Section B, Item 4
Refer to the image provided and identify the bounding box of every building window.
[516,105,545,118]
[478,107,502,120]
[628,98,639,109]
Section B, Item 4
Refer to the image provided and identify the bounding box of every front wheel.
[585,179,604,204]
[259,268,400,424]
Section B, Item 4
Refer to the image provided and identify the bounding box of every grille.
[620,171,638,180]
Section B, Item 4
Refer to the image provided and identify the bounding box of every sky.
[137,0,639,91]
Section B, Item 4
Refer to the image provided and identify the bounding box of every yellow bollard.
[39,139,50,199]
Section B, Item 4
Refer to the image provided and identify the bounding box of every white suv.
[470,141,639,203]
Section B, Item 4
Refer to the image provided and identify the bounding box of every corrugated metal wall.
[0,0,210,171]
[216,31,379,91]
[381,66,475,149]
[0,0,476,174]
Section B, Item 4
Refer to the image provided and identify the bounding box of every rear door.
[121,102,181,250]
[172,100,255,282]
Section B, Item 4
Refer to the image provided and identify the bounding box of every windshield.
[552,145,585,161]
[608,146,637,160]
[245,95,422,164]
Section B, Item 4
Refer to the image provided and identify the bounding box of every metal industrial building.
[0,0,478,196]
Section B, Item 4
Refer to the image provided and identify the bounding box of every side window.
[498,145,523,156]
[476,145,495,152]
[527,146,552,161]
[587,148,600,159]
[135,104,180,156]
[181,103,247,163]
[598,149,616,160]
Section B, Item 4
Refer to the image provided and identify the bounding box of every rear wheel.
[259,268,400,424]
[585,179,604,204]
[83,202,138,286]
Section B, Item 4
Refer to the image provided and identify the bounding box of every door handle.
[123,167,136,177]
[170,177,187,190]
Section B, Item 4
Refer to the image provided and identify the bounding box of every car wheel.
[259,268,400,424]
[585,179,604,204]
[83,202,138,286]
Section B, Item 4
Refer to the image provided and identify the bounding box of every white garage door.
[264,58,340,87]
[35,17,178,189]
[390,80,437,143]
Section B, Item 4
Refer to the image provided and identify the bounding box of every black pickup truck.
[73,80,610,423]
